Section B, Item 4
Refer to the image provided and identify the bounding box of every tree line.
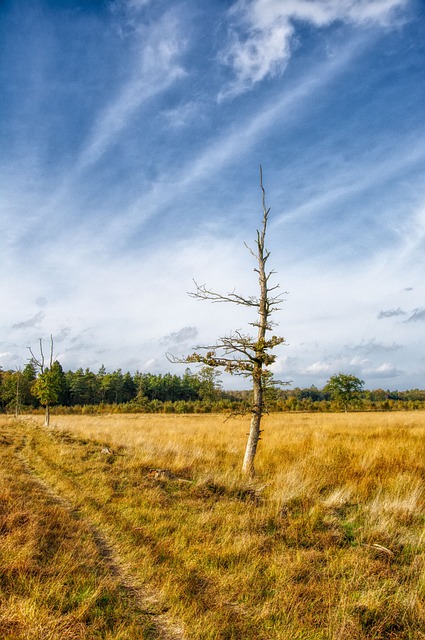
[0,363,237,416]
[1,364,425,415]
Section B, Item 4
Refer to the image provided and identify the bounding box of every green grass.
[1,412,424,639]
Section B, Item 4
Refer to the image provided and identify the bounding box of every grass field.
[0,412,424,639]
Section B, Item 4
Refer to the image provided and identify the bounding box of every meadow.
[0,411,424,639]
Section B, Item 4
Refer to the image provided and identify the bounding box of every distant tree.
[97,365,107,403]
[197,366,223,402]
[28,336,62,426]
[170,168,285,476]
[14,368,21,417]
[181,368,202,400]
[14,363,37,408]
[105,369,124,404]
[67,368,87,405]
[122,371,137,403]
[324,373,364,412]
[0,369,20,413]
[83,368,101,405]
[50,360,68,405]
[22,361,37,384]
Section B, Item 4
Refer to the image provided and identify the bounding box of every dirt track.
[5,419,186,640]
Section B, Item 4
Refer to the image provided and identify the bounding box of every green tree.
[50,361,69,406]
[28,336,61,426]
[0,364,54,413]
[171,168,285,476]
[97,365,107,403]
[32,367,62,423]
[105,369,124,404]
[122,372,137,403]
[83,368,101,405]
[67,368,86,405]
[21,363,37,406]
[197,366,223,402]
[324,373,364,412]
[181,368,201,401]
[0,370,19,413]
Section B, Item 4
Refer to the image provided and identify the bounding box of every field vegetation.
[1,412,424,639]
[3,364,425,415]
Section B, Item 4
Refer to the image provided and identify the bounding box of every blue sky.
[1,0,425,390]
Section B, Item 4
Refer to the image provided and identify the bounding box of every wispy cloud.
[161,326,199,346]
[344,338,403,353]
[98,32,366,247]
[407,308,425,322]
[77,12,186,170]
[12,311,45,330]
[273,135,425,230]
[377,308,407,319]
[55,327,72,343]
[160,101,204,129]
[220,0,409,97]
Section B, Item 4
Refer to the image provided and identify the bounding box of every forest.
[1,362,425,414]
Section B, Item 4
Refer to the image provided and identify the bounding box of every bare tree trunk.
[44,404,50,427]
[242,169,269,477]
[242,366,263,476]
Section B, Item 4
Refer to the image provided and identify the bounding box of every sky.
[1,0,425,390]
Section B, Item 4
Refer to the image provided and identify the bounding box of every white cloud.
[223,17,293,89]
[300,356,402,382]
[369,362,402,377]
[222,0,409,95]
[161,101,203,129]
[303,361,335,375]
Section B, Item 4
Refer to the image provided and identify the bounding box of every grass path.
[15,443,186,640]
[0,417,185,640]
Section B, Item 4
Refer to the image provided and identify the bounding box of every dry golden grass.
[0,419,162,639]
[2,412,424,639]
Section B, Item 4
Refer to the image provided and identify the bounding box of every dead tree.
[171,168,285,476]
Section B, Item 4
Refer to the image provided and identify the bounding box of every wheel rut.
[14,435,186,640]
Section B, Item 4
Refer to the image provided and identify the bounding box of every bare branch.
[27,335,55,374]
[49,334,54,368]
[189,281,260,308]
[27,340,45,373]
[244,241,257,260]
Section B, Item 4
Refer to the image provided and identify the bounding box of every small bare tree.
[172,168,285,476]
[28,335,57,427]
